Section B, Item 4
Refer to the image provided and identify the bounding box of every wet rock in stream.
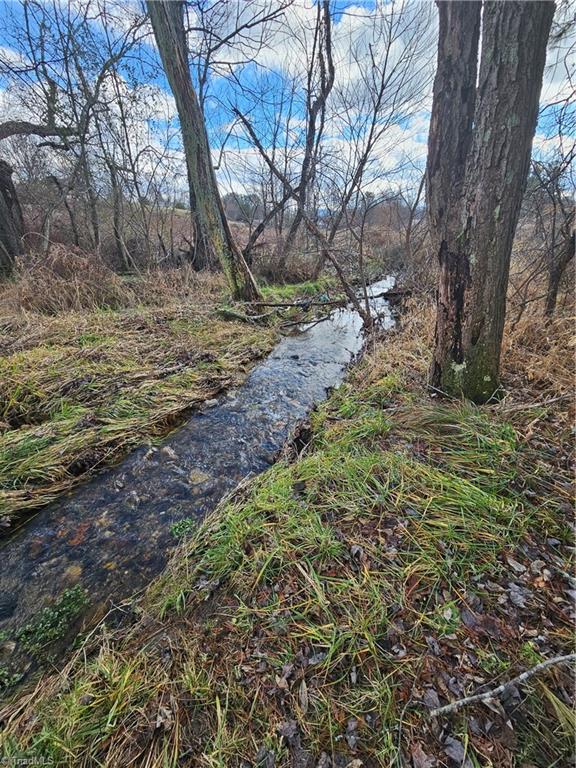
[0,593,17,620]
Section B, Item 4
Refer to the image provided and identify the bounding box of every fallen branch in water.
[216,307,278,323]
[429,653,576,718]
[281,313,331,331]
[250,289,411,311]
[368,288,412,301]
[252,298,345,309]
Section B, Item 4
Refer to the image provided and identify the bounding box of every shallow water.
[0,278,394,649]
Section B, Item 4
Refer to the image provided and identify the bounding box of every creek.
[0,278,395,675]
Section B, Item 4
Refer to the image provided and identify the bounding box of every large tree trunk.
[426,1,481,389]
[428,0,554,403]
[0,160,24,279]
[146,0,260,301]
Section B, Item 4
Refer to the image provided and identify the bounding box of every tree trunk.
[428,0,554,403]
[0,160,24,279]
[426,1,481,393]
[49,175,80,247]
[80,152,101,253]
[277,208,302,274]
[146,0,260,301]
[109,163,131,272]
[545,228,575,317]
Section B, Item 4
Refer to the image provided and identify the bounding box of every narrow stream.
[0,278,394,665]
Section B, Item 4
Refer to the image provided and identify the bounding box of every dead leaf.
[422,688,441,709]
[411,742,436,768]
[346,718,358,749]
[506,557,526,574]
[275,674,289,690]
[277,719,299,745]
[155,705,173,730]
[508,583,528,607]
[292,480,306,495]
[460,608,477,629]
[444,736,473,767]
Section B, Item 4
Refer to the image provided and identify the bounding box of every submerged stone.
[0,593,17,620]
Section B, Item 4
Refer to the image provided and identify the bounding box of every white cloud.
[0,44,25,69]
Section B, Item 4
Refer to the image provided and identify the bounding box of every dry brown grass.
[0,247,227,315]
[362,281,574,411]
[502,311,574,405]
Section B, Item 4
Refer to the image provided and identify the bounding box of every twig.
[429,653,576,718]
[216,307,278,323]
[281,314,331,331]
[252,299,345,309]
[250,290,410,311]
[494,394,571,412]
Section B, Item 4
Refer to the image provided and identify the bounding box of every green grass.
[0,274,353,529]
[259,277,338,302]
[0,300,278,527]
[1,340,572,767]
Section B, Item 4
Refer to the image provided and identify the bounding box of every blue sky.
[0,0,573,199]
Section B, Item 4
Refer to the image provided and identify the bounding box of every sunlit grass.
[259,277,337,302]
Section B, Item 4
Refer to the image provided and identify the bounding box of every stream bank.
[0,279,395,691]
[1,298,573,766]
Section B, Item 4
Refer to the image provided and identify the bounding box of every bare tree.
[532,157,576,316]
[234,0,433,307]
[0,0,148,262]
[0,160,24,276]
[427,0,555,402]
[146,0,260,300]
[185,0,293,111]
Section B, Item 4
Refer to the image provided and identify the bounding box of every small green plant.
[0,665,22,691]
[424,601,461,637]
[170,517,199,538]
[16,585,88,658]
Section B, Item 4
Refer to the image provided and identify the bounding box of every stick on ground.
[429,653,576,718]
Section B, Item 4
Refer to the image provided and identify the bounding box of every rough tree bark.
[427,1,555,402]
[146,0,260,301]
[0,160,24,279]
